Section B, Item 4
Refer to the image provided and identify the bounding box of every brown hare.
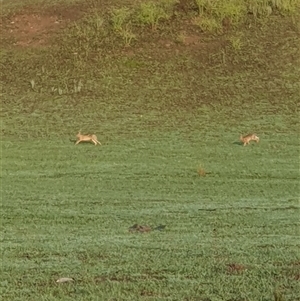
[75,131,101,146]
[240,133,259,146]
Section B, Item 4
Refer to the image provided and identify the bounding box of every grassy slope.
[1,2,300,300]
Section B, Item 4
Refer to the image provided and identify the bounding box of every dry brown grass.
[197,164,206,177]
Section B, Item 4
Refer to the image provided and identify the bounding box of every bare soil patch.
[1,4,85,47]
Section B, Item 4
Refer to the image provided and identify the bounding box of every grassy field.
[1,0,300,300]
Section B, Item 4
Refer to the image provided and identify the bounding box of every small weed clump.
[248,0,299,18]
[192,15,222,33]
[110,7,136,46]
[135,0,178,30]
[228,35,243,51]
[193,0,246,33]
[192,0,299,33]
[110,7,132,33]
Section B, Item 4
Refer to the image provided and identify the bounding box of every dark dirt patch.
[226,263,248,275]
[5,14,64,47]
[1,4,86,47]
[128,224,166,233]
[294,274,300,281]
[129,224,152,233]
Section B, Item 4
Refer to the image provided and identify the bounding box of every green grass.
[2,135,299,300]
[1,1,300,300]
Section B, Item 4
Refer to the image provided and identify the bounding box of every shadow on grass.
[233,141,243,146]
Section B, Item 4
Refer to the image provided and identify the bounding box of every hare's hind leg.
[92,138,101,145]
[75,140,81,145]
[92,139,99,145]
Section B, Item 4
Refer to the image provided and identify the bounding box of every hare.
[75,131,101,146]
[240,133,259,146]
